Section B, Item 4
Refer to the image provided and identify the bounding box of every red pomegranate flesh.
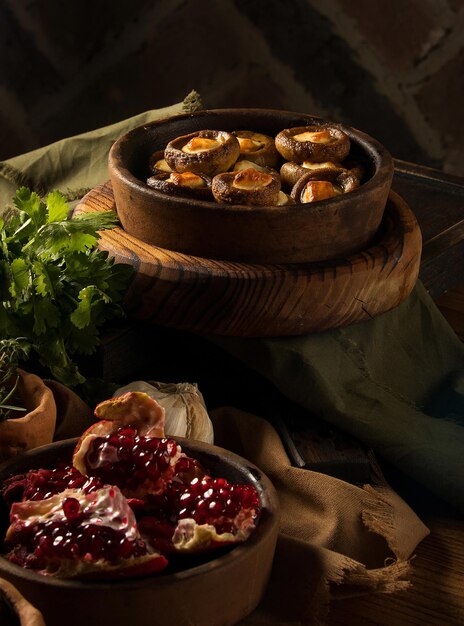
[4,485,168,579]
[74,425,184,498]
[2,465,103,506]
[138,475,261,553]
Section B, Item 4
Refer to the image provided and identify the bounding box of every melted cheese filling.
[168,172,206,188]
[302,160,338,170]
[301,180,340,202]
[154,158,172,172]
[232,168,273,190]
[293,130,333,144]
[276,191,290,206]
[233,159,267,173]
[237,137,264,153]
[182,135,226,153]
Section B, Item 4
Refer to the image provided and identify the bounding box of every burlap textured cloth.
[211,407,428,626]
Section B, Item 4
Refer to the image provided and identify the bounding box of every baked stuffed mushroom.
[280,160,341,189]
[275,125,350,164]
[291,168,359,204]
[232,130,280,168]
[164,130,240,177]
[147,171,213,201]
[212,167,281,206]
[148,150,173,175]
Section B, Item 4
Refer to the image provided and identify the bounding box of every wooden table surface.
[329,515,464,625]
[392,159,464,298]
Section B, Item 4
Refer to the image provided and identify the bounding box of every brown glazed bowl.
[109,108,394,264]
[0,438,279,626]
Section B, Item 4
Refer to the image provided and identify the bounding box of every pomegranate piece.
[73,426,187,498]
[140,476,261,553]
[4,485,168,579]
[73,391,166,475]
[2,465,103,506]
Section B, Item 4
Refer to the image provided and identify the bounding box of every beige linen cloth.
[211,407,428,626]
[45,382,429,626]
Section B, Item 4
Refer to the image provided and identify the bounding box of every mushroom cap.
[232,130,281,168]
[212,168,281,206]
[275,125,350,163]
[164,130,240,177]
[291,167,359,203]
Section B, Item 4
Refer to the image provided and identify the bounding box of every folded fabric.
[211,407,429,625]
[0,90,201,209]
[212,281,464,512]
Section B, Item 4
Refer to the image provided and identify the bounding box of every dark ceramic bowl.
[109,108,394,264]
[0,438,279,626]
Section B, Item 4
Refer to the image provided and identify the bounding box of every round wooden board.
[74,182,422,337]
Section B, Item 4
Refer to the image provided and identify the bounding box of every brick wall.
[0,0,462,175]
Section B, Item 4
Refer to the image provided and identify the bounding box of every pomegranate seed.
[196,499,209,514]
[90,534,106,560]
[118,426,137,437]
[119,538,134,559]
[145,438,161,452]
[62,497,81,521]
[175,458,191,473]
[208,501,223,516]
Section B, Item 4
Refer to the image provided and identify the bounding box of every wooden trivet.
[74,182,422,337]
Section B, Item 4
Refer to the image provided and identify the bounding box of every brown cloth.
[211,407,429,626]
[45,379,94,441]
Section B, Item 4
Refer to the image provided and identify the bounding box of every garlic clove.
[113,381,214,444]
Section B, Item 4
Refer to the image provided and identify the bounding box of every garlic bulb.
[113,380,214,444]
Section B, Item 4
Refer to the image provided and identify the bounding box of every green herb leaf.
[1,189,133,387]
[46,190,70,223]
[9,258,29,295]
[13,187,47,230]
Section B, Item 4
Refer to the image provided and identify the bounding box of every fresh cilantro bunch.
[0,188,133,387]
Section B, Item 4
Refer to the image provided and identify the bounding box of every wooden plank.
[329,516,464,625]
[392,160,464,297]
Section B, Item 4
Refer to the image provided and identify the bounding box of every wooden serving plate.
[74,182,422,337]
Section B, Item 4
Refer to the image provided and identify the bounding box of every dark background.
[0,0,463,175]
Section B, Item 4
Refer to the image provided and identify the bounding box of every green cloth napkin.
[213,282,464,512]
[1,93,463,512]
[0,90,202,209]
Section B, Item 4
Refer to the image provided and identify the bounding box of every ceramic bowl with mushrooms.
[109,109,394,264]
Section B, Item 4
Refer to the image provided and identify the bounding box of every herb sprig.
[0,337,30,420]
[0,188,133,387]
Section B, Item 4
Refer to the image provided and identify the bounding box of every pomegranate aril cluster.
[176,476,260,534]
[8,519,147,571]
[84,427,180,492]
[2,466,102,506]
